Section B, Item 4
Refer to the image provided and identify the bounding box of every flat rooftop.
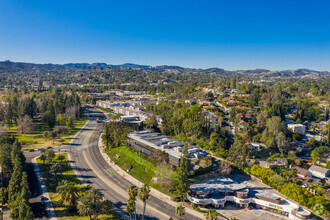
[189,176,247,194]
[128,131,210,159]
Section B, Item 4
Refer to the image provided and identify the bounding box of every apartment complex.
[188,176,311,220]
[126,131,213,174]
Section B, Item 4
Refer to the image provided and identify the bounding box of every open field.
[8,116,87,150]
[37,153,122,219]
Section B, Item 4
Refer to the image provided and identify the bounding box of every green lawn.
[108,146,179,197]
[37,153,122,220]
[8,116,87,150]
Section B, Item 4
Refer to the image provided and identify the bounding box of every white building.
[287,124,306,134]
[308,165,330,179]
[188,177,311,220]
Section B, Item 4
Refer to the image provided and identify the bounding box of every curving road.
[63,106,203,220]
[25,106,203,219]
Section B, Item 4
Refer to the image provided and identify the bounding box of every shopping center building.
[187,176,311,220]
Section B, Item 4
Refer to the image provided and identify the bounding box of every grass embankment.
[37,153,122,220]
[107,146,179,197]
[8,116,87,150]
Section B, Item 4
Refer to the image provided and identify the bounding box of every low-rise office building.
[187,176,311,220]
[126,131,213,174]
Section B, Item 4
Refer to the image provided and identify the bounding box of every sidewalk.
[98,137,205,220]
[32,157,57,220]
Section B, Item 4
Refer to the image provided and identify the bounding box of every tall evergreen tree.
[176,144,190,204]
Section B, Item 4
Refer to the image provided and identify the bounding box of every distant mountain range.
[0,60,329,78]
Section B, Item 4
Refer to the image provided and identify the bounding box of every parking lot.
[217,205,288,220]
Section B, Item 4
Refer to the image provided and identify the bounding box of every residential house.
[292,166,313,178]
[227,100,243,106]
[287,124,306,134]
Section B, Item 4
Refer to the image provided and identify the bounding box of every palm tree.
[138,184,150,220]
[128,185,138,198]
[175,205,185,219]
[50,163,63,183]
[313,181,324,195]
[39,154,47,165]
[128,185,138,220]
[86,188,103,203]
[57,155,65,163]
[126,197,136,220]
[56,180,80,209]
[205,209,219,220]
[77,187,109,219]
[50,130,57,144]
[77,196,92,218]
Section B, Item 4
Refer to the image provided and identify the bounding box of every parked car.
[37,147,44,151]
[47,147,53,150]
[28,149,35,152]
[41,196,46,205]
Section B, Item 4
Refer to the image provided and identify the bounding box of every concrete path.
[32,157,57,220]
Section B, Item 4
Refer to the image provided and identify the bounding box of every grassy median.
[37,153,122,220]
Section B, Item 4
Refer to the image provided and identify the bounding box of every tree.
[87,188,103,203]
[0,187,8,207]
[145,114,158,131]
[56,180,80,209]
[57,155,65,163]
[43,131,49,140]
[8,157,23,205]
[45,149,55,163]
[327,120,330,145]
[66,115,74,128]
[40,154,47,165]
[176,144,190,204]
[17,115,34,136]
[311,146,329,163]
[128,185,138,199]
[276,132,287,155]
[56,114,67,126]
[309,138,320,149]
[138,184,150,220]
[175,205,185,219]
[50,130,58,144]
[78,187,112,219]
[229,107,236,123]
[205,209,219,220]
[50,163,63,183]
[127,185,138,220]
[42,110,56,128]
[126,197,136,220]
[228,135,251,169]
[217,160,232,176]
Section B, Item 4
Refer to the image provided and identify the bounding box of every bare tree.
[217,160,232,176]
[0,123,7,137]
[17,115,34,136]
[65,106,79,120]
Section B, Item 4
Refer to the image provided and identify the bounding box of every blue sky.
[1,0,330,70]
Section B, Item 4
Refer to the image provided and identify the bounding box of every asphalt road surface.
[25,106,202,220]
